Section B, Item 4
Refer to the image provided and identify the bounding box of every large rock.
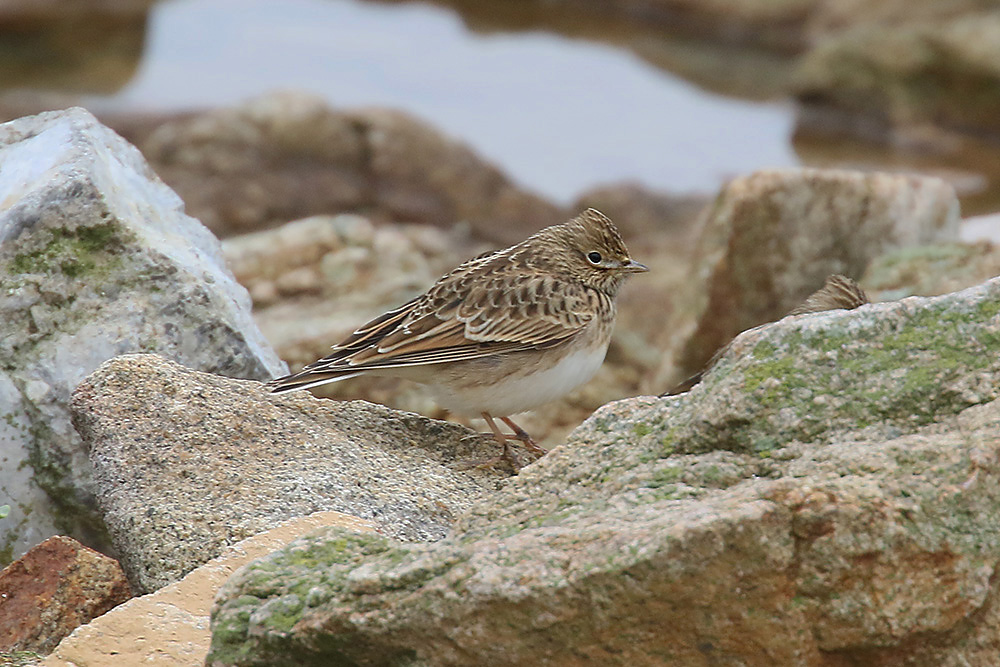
[863,240,1000,301]
[71,354,525,594]
[660,167,959,386]
[206,276,1000,666]
[40,512,371,667]
[0,536,130,655]
[794,11,1000,140]
[0,108,286,563]
[138,91,565,242]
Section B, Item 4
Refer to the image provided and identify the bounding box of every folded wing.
[266,255,599,393]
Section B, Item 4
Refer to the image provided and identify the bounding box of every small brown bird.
[786,274,869,316]
[267,209,647,464]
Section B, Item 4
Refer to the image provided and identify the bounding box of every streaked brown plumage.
[787,274,869,316]
[267,208,647,465]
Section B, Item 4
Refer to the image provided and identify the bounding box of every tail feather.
[265,369,363,394]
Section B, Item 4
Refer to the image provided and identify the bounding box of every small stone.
[0,536,131,655]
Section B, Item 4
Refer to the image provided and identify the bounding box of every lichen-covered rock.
[207,276,1000,666]
[0,536,131,655]
[0,108,286,564]
[72,354,525,594]
[660,167,959,386]
[583,277,1000,456]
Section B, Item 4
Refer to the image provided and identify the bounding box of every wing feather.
[266,248,602,391]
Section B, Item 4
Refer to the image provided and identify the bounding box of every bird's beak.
[622,259,649,273]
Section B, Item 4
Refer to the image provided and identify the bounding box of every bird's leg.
[454,414,540,471]
[500,416,548,456]
[482,412,521,469]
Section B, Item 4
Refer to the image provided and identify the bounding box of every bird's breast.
[425,336,611,417]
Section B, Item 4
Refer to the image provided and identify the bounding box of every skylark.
[267,208,648,465]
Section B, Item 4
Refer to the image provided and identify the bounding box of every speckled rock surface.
[0,108,285,564]
[0,536,130,655]
[661,167,959,387]
[582,276,1000,455]
[207,276,1000,666]
[71,354,525,594]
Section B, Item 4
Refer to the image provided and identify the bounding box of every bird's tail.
[265,368,363,394]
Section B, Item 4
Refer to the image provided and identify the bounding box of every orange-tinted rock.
[0,536,131,654]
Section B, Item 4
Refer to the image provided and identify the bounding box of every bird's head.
[535,208,648,295]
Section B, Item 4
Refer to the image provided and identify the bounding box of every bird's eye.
[587,251,602,265]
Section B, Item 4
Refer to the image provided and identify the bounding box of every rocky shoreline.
[0,96,998,665]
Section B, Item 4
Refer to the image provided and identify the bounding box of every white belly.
[427,343,608,417]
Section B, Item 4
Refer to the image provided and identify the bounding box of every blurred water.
[104,0,798,203]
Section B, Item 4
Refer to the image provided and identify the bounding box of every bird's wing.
[283,260,599,384]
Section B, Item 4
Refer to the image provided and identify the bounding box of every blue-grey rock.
[0,107,286,564]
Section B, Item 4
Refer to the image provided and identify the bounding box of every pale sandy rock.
[72,354,525,594]
[863,240,1000,301]
[41,512,373,667]
[0,108,285,564]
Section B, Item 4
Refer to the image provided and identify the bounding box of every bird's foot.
[454,444,523,473]
[500,416,548,456]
